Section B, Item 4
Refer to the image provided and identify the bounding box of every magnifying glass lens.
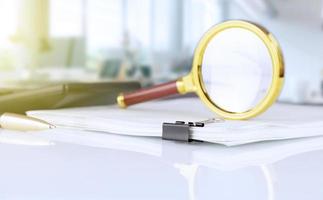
[201,28,273,113]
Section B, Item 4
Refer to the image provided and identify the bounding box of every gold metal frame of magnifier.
[176,20,284,120]
[117,20,284,120]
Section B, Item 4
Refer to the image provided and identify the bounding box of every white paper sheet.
[27,97,323,146]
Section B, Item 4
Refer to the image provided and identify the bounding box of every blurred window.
[87,0,124,51]
[125,0,151,49]
[0,0,19,46]
[49,0,221,55]
[50,0,84,37]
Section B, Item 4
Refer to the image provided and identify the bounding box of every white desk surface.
[1,129,323,200]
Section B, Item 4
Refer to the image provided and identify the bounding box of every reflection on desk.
[1,129,323,199]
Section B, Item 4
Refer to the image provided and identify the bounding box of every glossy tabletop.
[0,129,323,200]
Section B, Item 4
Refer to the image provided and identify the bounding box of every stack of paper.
[27,97,323,146]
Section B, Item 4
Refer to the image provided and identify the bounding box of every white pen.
[0,113,55,131]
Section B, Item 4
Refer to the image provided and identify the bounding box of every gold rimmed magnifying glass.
[117,20,284,120]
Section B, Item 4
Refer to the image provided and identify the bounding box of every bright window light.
[87,0,123,51]
[50,0,84,37]
[0,0,18,45]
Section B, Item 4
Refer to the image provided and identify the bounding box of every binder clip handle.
[162,121,204,142]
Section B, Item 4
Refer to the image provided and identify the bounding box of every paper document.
[27,97,323,146]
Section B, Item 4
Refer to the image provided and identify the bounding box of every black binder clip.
[162,121,204,142]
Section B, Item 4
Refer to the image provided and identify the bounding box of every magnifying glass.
[117,20,284,120]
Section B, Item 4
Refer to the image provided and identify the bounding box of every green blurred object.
[0,82,141,114]
[140,65,151,78]
[100,59,122,78]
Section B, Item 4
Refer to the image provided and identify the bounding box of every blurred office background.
[0,0,322,103]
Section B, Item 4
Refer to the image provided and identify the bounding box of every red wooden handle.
[118,80,179,107]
